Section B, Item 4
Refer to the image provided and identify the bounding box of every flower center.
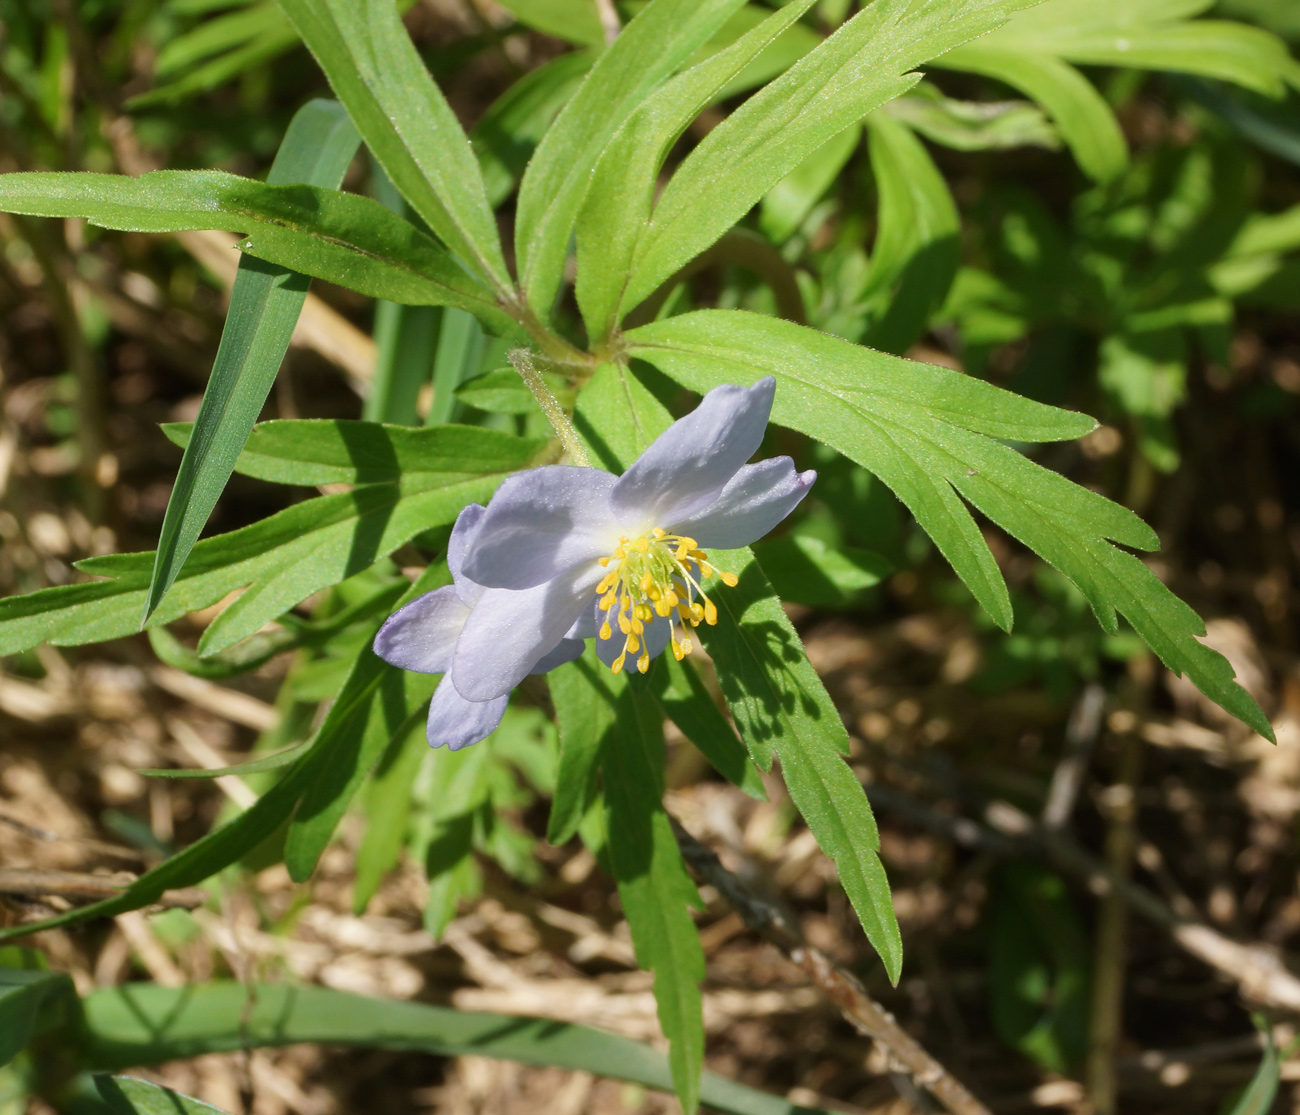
[594,528,738,675]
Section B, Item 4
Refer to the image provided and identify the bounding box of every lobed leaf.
[627,310,1273,739]
[575,0,817,341]
[618,0,1039,318]
[514,0,749,319]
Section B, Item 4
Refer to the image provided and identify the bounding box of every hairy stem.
[509,348,590,466]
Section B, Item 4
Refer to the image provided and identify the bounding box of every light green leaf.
[885,83,1059,153]
[938,0,1300,181]
[140,740,311,779]
[354,717,429,913]
[862,111,960,354]
[428,309,485,427]
[686,2,825,102]
[514,0,748,319]
[0,170,514,332]
[155,2,285,77]
[603,683,706,1115]
[572,361,674,470]
[627,310,1273,739]
[650,655,767,801]
[619,0,1038,318]
[699,548,902,982]
[96,1076,232,1115]
[937,46,1129,181]
[275,0,511,291]
[575,0,817,340]
[547,650,619,845]
[456,368,573,416]
[495,0,604,47]
[162,420,549,488]
[146,99,360,624]
[760,124,859,243]
[0,427,542,657]
[1224,1019,1287,1115]
[79,982,832,1115]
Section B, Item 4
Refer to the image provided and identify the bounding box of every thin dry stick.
[868,785,1300,1012]
[1041,681,1105,830]
[670,817,995,1115]
[1085,730,1143,1115]
[0,868,206,910]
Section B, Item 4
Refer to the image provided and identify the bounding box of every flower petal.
[372,585,468,674]
[451,562,604,701]
[672,458,816,550]
[462,466,620,590]
[611,376,776,532]
[426,675,507,751]
[447,503,487,606]
[595,611,672,674]
[530,637,585,674]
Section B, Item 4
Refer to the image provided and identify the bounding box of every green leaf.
[353,715,428,914]
[495,0,604,47]
[617,0,1038,318]
[626,310,1274,739]
[0,569,446,942]
[862,111,960,354]
[686,2,825,102]
[96,1076,231,1115]
[0,426,538,658]
[284,666,435,883]
[696,547,903,982]
[514,0,749,319]
[650,654,767,801]
[1224,1019,1288,1115]
[547,650,619,845]
[0,170,513,331]
[145,99,360,624]
[751,534,891,607]
[603,684,706,1115]
[154,2,286,78]
[456,367,573,416]
[428,309,485,427]
[884,82,1059,153]
[759,123,859,243]
[275,0,511,291]
[572,361,674,471]
[575,0,817,340]
[937,46,1128,181]
[163,419,550,488]
[938,0,1300,181]
[473,53,594,206]
[0,967,75,1067]
[140,740,311,779]
[77,982,831,1115]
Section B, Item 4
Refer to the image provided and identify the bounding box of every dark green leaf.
[627,310,1272,739]
[750,535,891,607]
[547,650,619,845]
[353,716,429,914]
[696,547,903,981]
[0,966,75,1067]
[603,684,706,1115]
[77,982,830,1115]
[650,655,767,801]
[139,740,311,780]
[96,1076,231,1115]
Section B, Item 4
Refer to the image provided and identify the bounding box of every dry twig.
[670,817,996,1115]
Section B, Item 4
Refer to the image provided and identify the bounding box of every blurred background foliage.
[1,1,1299,1113]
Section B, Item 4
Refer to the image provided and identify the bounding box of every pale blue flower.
[373,502,583,749]
[374,376,814,751]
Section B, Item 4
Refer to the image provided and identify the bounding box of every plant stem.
[508,348,591,466]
